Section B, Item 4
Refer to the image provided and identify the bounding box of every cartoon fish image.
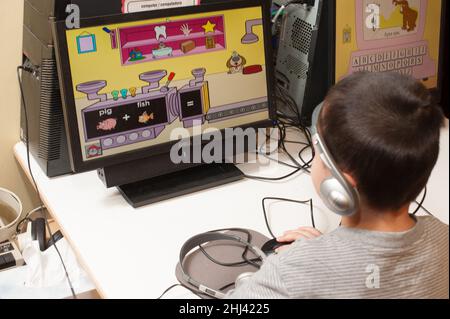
[97,118,117,131]
[139,111,155,124]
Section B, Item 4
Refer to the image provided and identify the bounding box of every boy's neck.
[341,204,416,232]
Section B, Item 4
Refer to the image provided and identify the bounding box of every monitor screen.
[54,0,274,171]
[335,0,443,88]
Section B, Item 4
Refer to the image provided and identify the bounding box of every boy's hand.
[275,227,322,252]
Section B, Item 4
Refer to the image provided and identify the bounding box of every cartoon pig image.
[97,118,117,131]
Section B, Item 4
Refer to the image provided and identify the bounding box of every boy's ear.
[343,172,357,188]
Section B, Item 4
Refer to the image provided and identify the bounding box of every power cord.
[240,62,317,181]
[243,122,314,181]
[17,65,77,299]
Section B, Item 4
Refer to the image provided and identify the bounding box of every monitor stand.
[117,163,244,208]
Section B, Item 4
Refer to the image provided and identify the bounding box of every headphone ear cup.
[320,178,354,216]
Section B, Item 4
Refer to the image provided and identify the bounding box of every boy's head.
[311,72,445,212]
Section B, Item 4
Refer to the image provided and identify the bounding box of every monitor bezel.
[53,0,276,173]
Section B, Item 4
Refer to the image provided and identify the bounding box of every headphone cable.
[262,197,315,239]
[412,186,434,216]
[197,228,264,269]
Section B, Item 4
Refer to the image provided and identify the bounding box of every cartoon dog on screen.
[227,51,247,74]
[393,0,418,32]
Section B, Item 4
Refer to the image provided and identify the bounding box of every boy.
[228,72,449,299]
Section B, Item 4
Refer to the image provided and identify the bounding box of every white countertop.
[12,123,449,298]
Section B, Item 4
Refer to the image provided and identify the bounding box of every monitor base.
[117,163,244,208]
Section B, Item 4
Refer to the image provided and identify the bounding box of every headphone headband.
[179,230,267,299]
[311,103,360,216]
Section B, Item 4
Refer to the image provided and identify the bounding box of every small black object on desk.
[261,238,293,255]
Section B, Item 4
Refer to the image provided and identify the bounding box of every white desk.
[13,123,449,298]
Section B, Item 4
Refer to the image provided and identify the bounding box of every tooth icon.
[155,25,167,40]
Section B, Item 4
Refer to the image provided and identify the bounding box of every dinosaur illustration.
[393,0,418,32]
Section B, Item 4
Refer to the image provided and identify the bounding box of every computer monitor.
[53,0,275,206]
[335,0,445,92]
[273,0,445,125]
[54,0,274,169]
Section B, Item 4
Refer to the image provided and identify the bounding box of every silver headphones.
[311,103,360,216]
[177,230,267,299]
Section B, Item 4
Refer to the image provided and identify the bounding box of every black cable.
[197,228,263,269]
[17,66,77,299]
[198,245,261,269]
[157,284,182,299]
[244,167,302,181]
[277,124,302,168]
[412,186,434,216]
[244,125,313,180]
[219,282,236,291]
[255,128,305,170]
[161,228,264,299]
[15,217,33,233]
[262,197,315,239]
[271,86,315,169]
[277,124,314,171]
[283,138,309,146]
[415,202,434,217]
[156,283,207,299]
[244,105,315,179]
[412,187,426,216]
[243,80,316,182]
[279,125,313,174]
[258,152,302,170]
[276,85,302,124]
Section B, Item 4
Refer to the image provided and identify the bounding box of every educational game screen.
[335,0,442,87]
[65,6,269,161]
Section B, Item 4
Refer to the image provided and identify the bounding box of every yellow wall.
[66,7,266,99]
[0,0,39,214]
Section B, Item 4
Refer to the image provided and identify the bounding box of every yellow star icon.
[202,20,216,33]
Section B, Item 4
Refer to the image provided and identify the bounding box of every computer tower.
[20,0,71,177]
[20,0,124,177]
[274,0,334,126]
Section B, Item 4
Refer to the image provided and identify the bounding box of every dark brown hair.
[320,72,444,211]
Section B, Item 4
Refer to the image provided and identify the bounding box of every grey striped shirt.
[227,216,449,299]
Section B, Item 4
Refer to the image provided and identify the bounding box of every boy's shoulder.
[419,215,449,229]
[419,215,449,240]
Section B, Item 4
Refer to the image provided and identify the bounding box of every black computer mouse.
[261,238,293,255]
